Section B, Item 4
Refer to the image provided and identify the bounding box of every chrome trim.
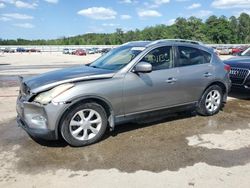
[230,67,250,86]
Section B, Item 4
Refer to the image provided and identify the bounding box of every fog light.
[30,115,47,129]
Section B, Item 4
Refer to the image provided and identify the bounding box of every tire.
[196,85,223,116]
[60,102,108,147]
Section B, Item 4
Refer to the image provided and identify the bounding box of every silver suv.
[16,39,231,146]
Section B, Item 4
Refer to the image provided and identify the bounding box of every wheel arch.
[55,96,115,139]
[203,81,228,103]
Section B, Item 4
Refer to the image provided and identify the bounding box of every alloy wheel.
[205,90,221,113]
[69,109,102,141]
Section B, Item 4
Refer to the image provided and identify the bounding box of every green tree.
[238,13,250,43]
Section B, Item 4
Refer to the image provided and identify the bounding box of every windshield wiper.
[90,65,100,69]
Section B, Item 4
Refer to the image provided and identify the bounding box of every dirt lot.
[0,52,250,188]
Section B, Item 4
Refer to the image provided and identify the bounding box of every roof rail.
[122,40,150,46]
[147,39,204,46]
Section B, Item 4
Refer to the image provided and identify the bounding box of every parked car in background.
[27,48,41,53]
[16,47,27,53]
[232,47,245,56]
[63,48,70,54]
[74,49,86,56]
[96,48,103,53]
[3,48,15,53]
[101,48,111,54]
[217,47,231,55]
[88,49,95,54]
[69,49,76,54]
[224,57,250,91]
[16,39,231,147]
[239,47,250,57]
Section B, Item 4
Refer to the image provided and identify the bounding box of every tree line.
[1,13,250,45]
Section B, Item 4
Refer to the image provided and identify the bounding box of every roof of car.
[122,41,151,47]
[124,39,204,47]
[123,39,213,53]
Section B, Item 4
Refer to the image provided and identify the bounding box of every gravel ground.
[0,52,250,188]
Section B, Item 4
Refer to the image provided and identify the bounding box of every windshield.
[241,48,250,56]
[89,46,144,70]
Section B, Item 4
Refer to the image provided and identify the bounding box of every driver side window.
[140,46,173,71]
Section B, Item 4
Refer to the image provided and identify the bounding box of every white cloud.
[120,14,132,19]
[153,0,170,5]
[187,3,201,9]
[15,1,37,9]
[0,2,5,8]
[145,0,170,8]
[0,17,11,21]
[212,0,250,9]
[138,9,162,18]
[166,18,176,25]
[0,0,37,9]
[78,7,117,20]
[102,23,120,27]
[44,0,58,4]
[191,10,213,18]
[0,0,14,3]
[14,23,34,28]
[119,0,132,3]
[2,13,33,19]
[119,0,138,4]
[176,0,190,2]
[234,9,250,16]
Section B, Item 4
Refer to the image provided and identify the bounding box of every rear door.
[174,45,214,103]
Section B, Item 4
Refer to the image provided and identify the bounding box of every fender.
[54,95,115,139]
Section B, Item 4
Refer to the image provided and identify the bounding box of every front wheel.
[197,85,223,116]
[60,102,108,147]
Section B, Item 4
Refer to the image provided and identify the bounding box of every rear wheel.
[60,102,107,147]
[197,85,223,116]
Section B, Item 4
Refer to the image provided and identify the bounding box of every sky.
[0,0,250,40]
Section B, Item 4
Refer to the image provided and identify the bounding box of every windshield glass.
[241,48,250,56]
[89,46,144,70]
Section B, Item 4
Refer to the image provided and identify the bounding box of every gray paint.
[16,40,231,140]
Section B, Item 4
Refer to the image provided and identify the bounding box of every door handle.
[165,77,177,83]
[204,72,212,77]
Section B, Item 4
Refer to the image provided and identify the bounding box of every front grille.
[229,67,250,85]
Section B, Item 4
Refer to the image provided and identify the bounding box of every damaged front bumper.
[16,94,68,140]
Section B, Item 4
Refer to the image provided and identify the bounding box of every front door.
[123,46,181,115]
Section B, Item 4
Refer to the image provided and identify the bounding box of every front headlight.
[33,83,74,105]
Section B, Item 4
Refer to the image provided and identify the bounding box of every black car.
[224,57,250,91]
[101,48,111,54]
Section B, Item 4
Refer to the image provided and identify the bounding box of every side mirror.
[134,62,152,73]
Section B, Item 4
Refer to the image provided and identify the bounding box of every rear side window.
[177,46,211,67]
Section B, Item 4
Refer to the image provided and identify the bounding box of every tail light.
[224,64,231,72]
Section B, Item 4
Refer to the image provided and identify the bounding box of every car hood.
[23,65,116,94]
[224,56,250,69]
